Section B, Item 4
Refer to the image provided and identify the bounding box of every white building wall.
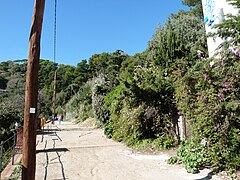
[201,0,239,57]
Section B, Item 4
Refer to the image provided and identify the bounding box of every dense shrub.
[104,81,176,148]
[92,74,110,124]
[66,81,93,122]
[135,135,176,150]
[102,12,207,150]
[170,1,240,173]
[175,53,240,171]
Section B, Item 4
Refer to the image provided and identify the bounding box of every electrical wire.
[54,0,57,65]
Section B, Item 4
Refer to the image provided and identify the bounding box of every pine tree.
[182,0,203,18]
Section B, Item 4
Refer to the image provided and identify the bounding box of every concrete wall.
[201,0,239,57]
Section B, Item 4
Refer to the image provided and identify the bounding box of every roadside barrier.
[0,128,23,178]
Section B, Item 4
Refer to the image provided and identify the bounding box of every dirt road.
[35,121,223,180]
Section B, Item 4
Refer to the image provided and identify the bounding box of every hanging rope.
[54,0,57,64]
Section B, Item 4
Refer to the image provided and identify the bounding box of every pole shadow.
[194,172,213,180]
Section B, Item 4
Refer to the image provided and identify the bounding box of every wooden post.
[0,141,3,178]
[52,70,57,124]
[52,0,57,124]
[11,132,16,165]
[22,0,45,179]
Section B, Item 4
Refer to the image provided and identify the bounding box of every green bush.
[9,160,22,180]
[0,99,23,141]
[66,81,93,122]
[104,82,176,148]
[175,55,240,172]
[2,148,13,171]
[103,119,114,138]
[168,140,208,174]
[92,74,110,124]
[172,3,240,172]
[152,136,176,150]
[135,136,176,151]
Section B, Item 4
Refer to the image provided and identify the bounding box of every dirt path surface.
[36,121,223,180]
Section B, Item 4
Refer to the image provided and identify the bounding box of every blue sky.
[0,0,187,66]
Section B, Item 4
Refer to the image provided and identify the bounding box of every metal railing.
[0,132,17,177]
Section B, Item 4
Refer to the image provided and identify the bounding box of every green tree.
[38,60,55,90]
[73,60,89,86]
[182,0,203,18]
[66,81,93,122]
[149,11,207,72]
[89,51,128,124]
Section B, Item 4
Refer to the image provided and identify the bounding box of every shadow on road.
[194,172,213,180]
[37,131,56,135]
[39,140,68,179]
[36,148,69,153]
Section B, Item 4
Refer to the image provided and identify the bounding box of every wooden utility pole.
[52,70,57,124]
[52,0,57,124]
[22,0,45,179]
